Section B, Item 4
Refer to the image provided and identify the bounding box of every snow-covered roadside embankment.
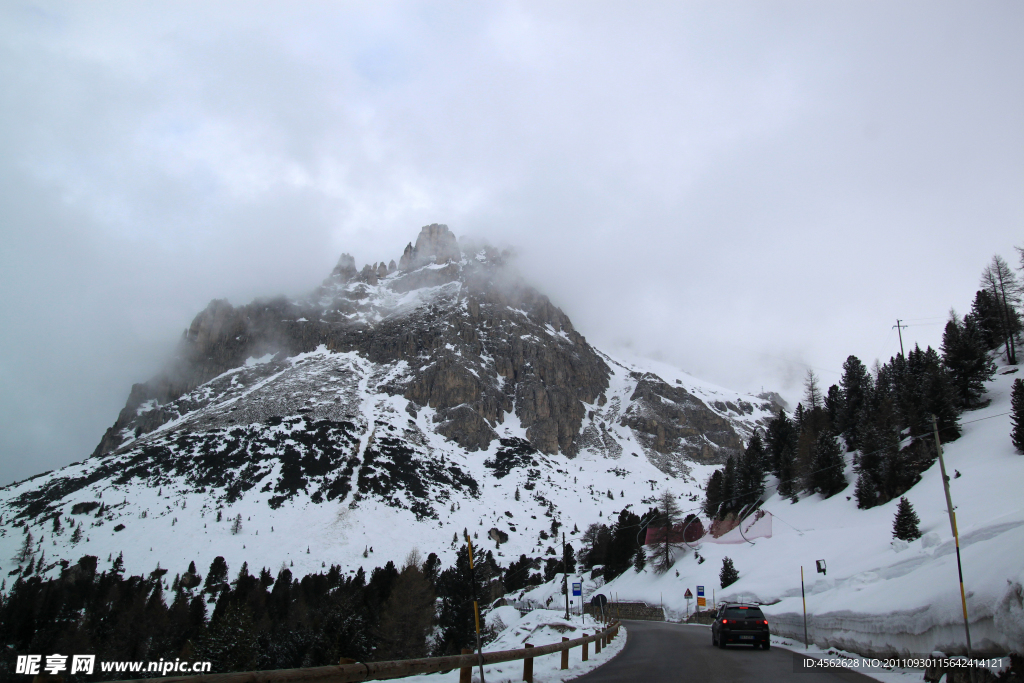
[418,607,626,683]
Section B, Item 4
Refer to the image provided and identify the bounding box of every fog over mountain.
[1,1,1022,485]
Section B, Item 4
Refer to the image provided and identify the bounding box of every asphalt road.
[574,621,878,683]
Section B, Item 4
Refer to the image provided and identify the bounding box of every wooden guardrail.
[102,621,621,683]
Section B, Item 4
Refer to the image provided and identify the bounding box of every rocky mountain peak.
[398,223,461,270]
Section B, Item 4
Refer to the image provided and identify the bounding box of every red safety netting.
[644,509,772,546]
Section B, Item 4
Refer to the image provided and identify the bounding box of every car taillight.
[721,619,728,624]
[763,620,768,625]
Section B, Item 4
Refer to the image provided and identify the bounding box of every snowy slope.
[0,346,766,585]
[594,362,1024,656]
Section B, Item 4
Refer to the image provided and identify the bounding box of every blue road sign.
[572,582,582,596]
[697,585,704,597]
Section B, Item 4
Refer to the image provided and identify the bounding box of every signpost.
[684,588,693,616]
[572,582,582,622]
[697,585,705,611]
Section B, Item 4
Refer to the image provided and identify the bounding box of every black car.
[711,603,770,649]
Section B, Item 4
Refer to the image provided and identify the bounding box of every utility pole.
[801,566,808,650]
[932,416,975,682]
[563,532,569,620]
[893,319,907,358]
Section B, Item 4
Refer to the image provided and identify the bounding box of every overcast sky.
[1,1,1022,485]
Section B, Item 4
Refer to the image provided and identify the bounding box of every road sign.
[591,594,608,607]
[572,582,582,597]
[697,585,704,597]
[697,597,706,607]
[684,588,693,599]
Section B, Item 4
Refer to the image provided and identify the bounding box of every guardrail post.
[460,648,472,683]
[582,635,589,661]
[561,637,569,670]
[523,643,534,682]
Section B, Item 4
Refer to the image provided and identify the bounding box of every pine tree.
[942,311,996,409]
[737,432,767,508]
[721,456,736,514]
[720,557,739,588]
[839,356,873,451]
[112,552,124,577]
[892,497,922,541]
[14,530,34,564]
[703,470,724,519]
[776,443,797,501]
[918,346,961,441]
[810,429,847,497]
[824,384,843,429]
[204,556,229,594]
[1011,379,1024,453]
[970,289,1005,351]
[231,514,242,535]
[633,545,646,573]
[766,409,798,477]
[70,526,82,544]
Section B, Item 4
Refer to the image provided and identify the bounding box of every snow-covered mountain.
[0,225,777,583]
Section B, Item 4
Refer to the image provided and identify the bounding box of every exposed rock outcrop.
[622,373,743,466]
[332,253,357,281]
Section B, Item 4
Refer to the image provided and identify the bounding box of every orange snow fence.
[645,510,772,546]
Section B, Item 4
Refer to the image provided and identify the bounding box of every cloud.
[1,1,1022,484]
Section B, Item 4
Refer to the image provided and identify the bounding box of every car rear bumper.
[721,630,769,643]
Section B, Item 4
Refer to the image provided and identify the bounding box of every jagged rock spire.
[332,253,357,281]
[398,224,461,271]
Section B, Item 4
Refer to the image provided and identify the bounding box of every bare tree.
[804,369,822,411]
[375,562,436,660]
[981,255,1022,364]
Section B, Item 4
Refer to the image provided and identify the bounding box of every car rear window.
[723,607,765,619]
